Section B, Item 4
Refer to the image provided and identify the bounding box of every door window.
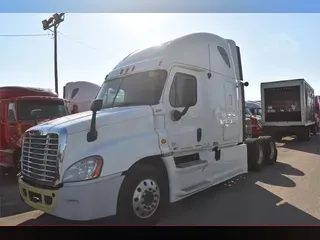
[7,102,17,122]
[169,72,197,108]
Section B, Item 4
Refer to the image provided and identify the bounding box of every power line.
[0,33,52,37]
[57,31,107,56]
[0,31,108,59]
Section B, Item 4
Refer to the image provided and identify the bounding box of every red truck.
[0,86,69,175]
[315,95,320,132]
[245,107,264,138]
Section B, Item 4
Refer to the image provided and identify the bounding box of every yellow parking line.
[0,210,43,226]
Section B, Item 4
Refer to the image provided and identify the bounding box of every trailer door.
[264,86,302,122]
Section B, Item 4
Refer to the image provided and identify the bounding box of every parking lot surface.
[1,135,320,225]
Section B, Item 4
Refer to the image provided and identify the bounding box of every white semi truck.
[18,32,277,224]
[261,79,317,141]
[63,81,100,113]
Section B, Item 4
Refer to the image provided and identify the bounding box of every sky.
[1,13,320,100]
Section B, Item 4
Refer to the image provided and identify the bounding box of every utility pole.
[42,13,65,95]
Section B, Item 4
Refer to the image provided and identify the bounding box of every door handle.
[197,128,202,142]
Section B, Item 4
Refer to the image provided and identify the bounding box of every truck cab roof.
[108,32,242,82]
[16,96,64,101]
[0,86,58,100]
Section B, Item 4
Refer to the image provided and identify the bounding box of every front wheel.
[117,164,169,225]
[13,149,21,173]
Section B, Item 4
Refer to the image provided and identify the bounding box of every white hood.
[39,106,154,135]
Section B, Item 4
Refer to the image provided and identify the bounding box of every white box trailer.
[18,32,278,224]
[261,78,317,141]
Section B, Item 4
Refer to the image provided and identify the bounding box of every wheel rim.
[132,178,160,219]
[257,145,264,165]
[269,142,275,160]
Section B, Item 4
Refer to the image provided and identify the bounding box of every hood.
[39,105,154,135]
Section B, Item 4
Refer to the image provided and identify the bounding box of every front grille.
[21,132,59,184]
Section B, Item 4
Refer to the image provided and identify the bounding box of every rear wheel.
[311,124,317,135]
[298,127,311,141]
[245,138,265,172]
[0,167,7,176]
[117,164,169,225]
[272,134,282,142]
[258,136,278,165]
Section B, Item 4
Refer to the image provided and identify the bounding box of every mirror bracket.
[87,99,103,142]
[171,105,191,122]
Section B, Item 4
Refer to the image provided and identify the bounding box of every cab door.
[5,101,19,149]
[163,67,203,154]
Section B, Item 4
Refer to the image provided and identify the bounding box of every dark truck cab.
[0,87,69,175]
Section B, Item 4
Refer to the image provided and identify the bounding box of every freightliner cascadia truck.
[18,32,278,224]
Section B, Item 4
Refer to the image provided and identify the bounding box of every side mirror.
[87,99,103,143]
[31,109,42,125]
[31,109,42,118]
[171,110,182,121]
[90,99,103,112]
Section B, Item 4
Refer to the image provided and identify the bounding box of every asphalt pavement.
[1,134,320,225]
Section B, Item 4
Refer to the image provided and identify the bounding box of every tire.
[12,149,21,175]
[298,127,311,141]
[258,136,278,165]
[117,164,169,225]
[272,134,282,142]
[0,167,6,176]
[245,138,265,172]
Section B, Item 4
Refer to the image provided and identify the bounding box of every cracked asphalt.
[1,134,320,225]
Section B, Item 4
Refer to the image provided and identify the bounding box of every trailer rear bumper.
[263,125,314,138]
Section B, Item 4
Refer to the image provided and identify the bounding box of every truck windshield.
[17,100,68,121]
[97,70,167,109]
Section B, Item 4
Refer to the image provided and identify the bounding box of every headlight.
[63,156,103,183]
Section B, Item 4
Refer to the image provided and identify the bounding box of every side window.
[7,102,17,122]
[115,89,125,103]
[169,72,197,108]
[217,46,231,68]
[103,88,125,105]
[71,88,79,99]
